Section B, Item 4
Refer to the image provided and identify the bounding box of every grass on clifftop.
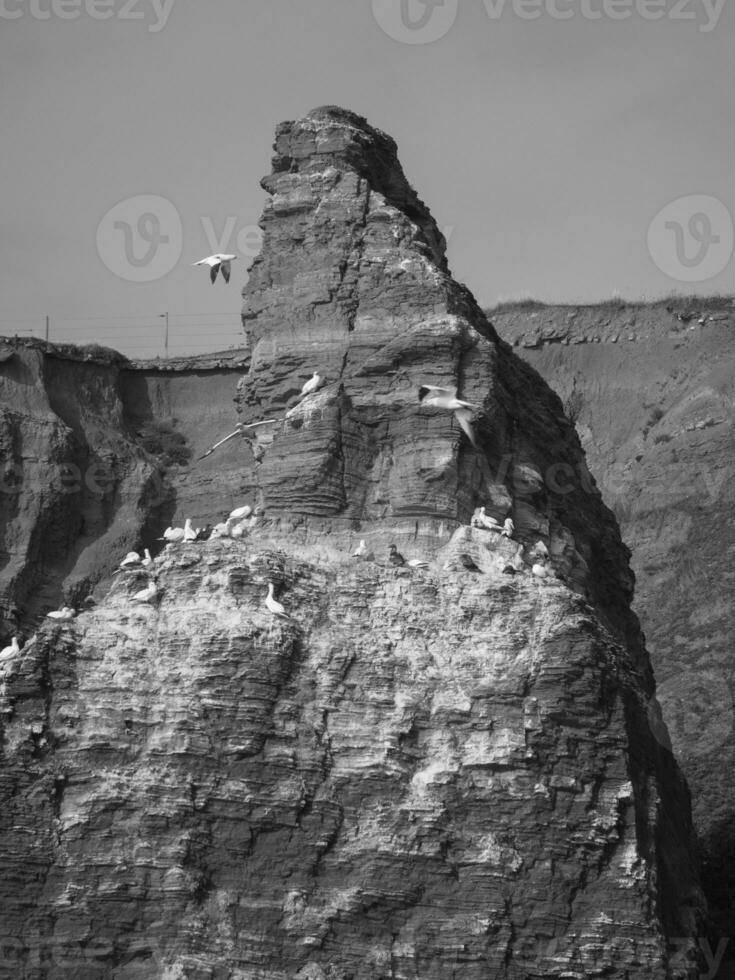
[485,293,734,316]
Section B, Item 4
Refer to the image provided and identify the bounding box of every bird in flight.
[192,253,237,284]
[418,385,479,447]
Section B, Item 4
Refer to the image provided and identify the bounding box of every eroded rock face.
[0,538,704,978]
[0,108,707,977]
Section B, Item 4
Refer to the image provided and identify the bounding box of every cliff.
[0,108,706,978]
[495,298,735,951]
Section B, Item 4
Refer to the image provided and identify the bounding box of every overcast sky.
[1,0,733,357]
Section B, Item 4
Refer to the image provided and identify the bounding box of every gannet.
[300,372,322,397]
[351,539,375,561]
[407,558,429,568]
[183,518,199,542]
[476,507,502,531]
[229,505,252,521]
[141,549,153,567]
[119,551,142,569]
[388,544,406,566]
[192,253,237,284]
[0,636,20,663]
[418,385,479,447]
[132,582,158,603]
[502,518,515,538]
[46,607,75,621]
[160,526,185,543]
[265,582,291,620]
[531,563,548,579]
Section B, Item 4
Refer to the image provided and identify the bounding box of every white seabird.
[265,582,291,620]
[46,607,75,621]
[132,582,158,603]
[229,505,252,521]
[502,518,515,538]
[300,372,322,398]
[407,558,430,568]
[183,518,199,542]
[476,507,502,531]
[192,253,237,284]
[418,385,479,447]
[0,636,21,663]
[119,551,142,569]
[160,526,185,543]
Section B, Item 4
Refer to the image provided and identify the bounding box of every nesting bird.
[183,518,199,543]
[418,385,479,447]
[229,505,252,521]
[265,582,291,620]
[46,607,75,621]
[502,518,515,538]
[160,526,185,543]
[119,551,142,569]
[300,372,322,398]
[0,636,21,663]
[131,582,158,604]
[475,507,502,531]
[192,253,237,284]
[407,558,430,569]
[388,544,406,567]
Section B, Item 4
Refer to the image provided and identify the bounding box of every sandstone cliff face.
[495,299,735,951]
[0,108,707,977]
[0,538,703,978]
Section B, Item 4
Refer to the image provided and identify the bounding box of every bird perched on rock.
[388,544,406,566]
[352,539,374,560]
[475,507,502,531]
[192,253,237,284]
[119,551,142,569]
[131,582,158,604]
[418,384,479,447]
[160,526,185,543]
[300,372,322,398]
[502,518,515,538]
[229,505,252,521]
[46,607,75,621]
[531,562,548,579]
[141,549,154,567]
[0,636,21,663]
[183,518,199,542]
[460,553,481,572]
[407,558,430,569]
[265,582,292,620]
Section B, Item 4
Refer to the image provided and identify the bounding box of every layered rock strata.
[0,107,708,977]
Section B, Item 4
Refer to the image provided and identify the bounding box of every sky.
[1,0,734,357]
